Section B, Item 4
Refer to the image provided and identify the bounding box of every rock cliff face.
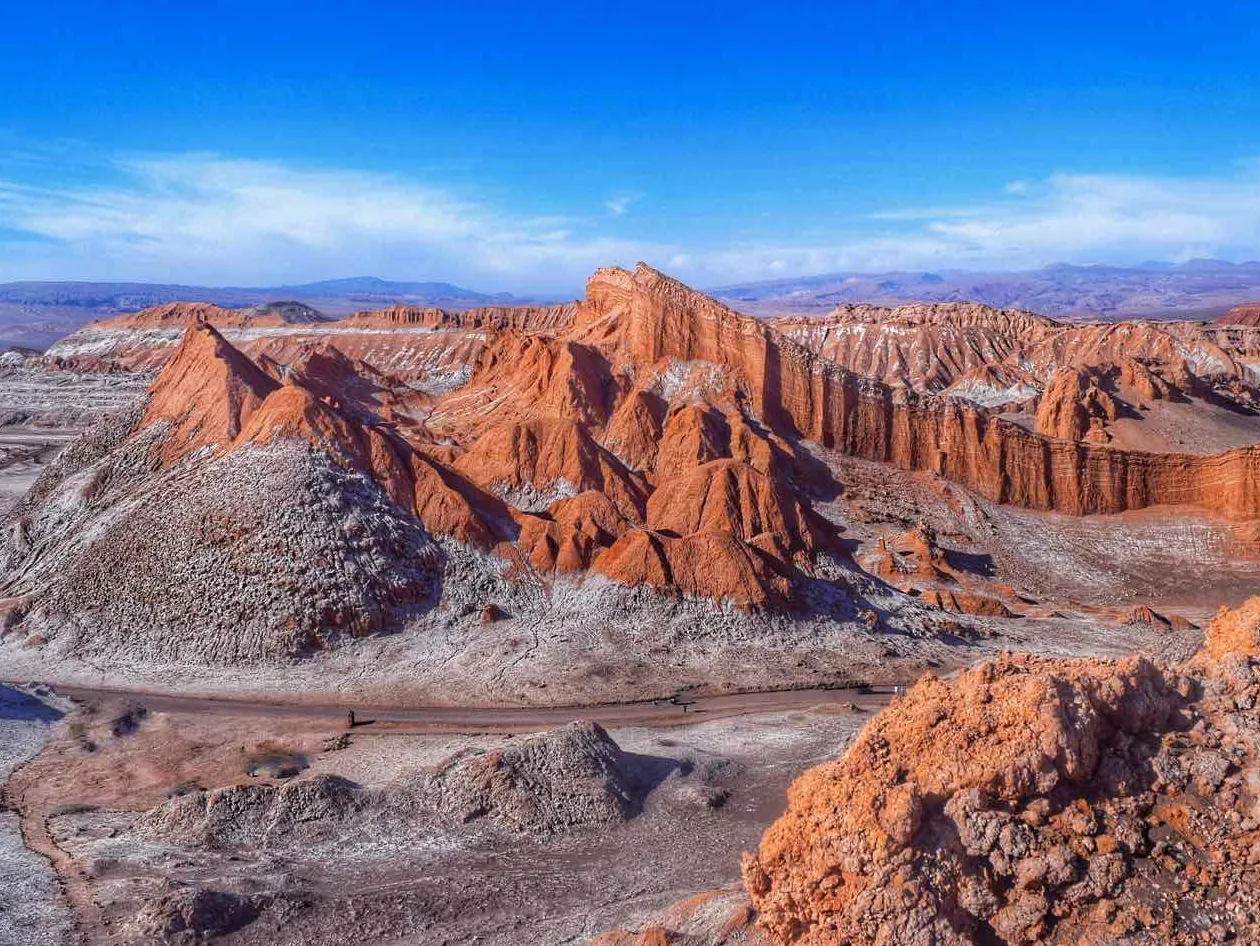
[743,598,1260,945]
[43,300,576,386]
[1033,368,1117,443]
[573,266,1260,521]
[772,304,1057,394]
[1218,302,1260,327]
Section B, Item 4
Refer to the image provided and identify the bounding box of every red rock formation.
[454,419,647,520]
[1196,595,1260,661]
[655,405,730,478]
[580,265,1260,522]
[95,300,328,329]
[1034,367,1117,443]
[410,452,501,548]
[61,264,1260,613]
[940,363,1040,407]
[589,887,769,945]
[233,383,416,508]
[772,304,1057,393]
[340,302,575,333]
[602,388,666,472]
[517,491,631,572]
[743,605,1260,944]
[1117,604,1194,630]
[593,529,790,609]
[1217,302,1260,327]
[918,588,1014,618]
[143,322,278,457]
[46,302,573,384]
[646,460,821,561]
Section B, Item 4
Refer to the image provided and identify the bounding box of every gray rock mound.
[145,774,365,849]
[2,434,442,663]
[142,723,657,853]
[424,720,650,834]
[130,886,261,944]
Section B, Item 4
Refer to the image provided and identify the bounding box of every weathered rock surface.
[426,720,651,834]
[743,598,1260,945]
[143,722,652,847]
[1218,302,1260,327]
[590,887,771,946]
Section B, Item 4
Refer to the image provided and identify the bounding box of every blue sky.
[2,0,1259,293]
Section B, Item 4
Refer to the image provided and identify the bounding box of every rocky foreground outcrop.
[742,599,1260,945]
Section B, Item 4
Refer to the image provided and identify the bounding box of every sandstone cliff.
[1218,302,1260,327]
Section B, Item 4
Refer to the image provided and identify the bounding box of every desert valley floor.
[3,265,1260,944]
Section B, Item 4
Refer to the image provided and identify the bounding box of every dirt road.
[32,681,897,733]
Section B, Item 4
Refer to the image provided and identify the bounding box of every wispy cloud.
[688,165,1260,282]
[603,192,642,217]
[0,153,659,293]
[1,151,1260,291]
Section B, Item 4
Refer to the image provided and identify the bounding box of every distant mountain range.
[0,277,537,350]
[5,260,1260,352]
[711,259,1260,320]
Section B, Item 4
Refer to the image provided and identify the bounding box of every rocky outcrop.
[743,599,1260,945]
[145,774,365,849]
[593,528,790,610]
[589,887,770,946]
[17,262,1260,640]
[129,886,262,944]
[341,302,576,332]
[1118,605,1194,631]
[143,322,278,456]
[918,588,1014,618]
[1218,302,1260,327]
[455,419,648,519]
[1196,596,1260,661]
[645,460,822,561]
[426,721,649,835]
[1033,367,1117,444]
[771,304,1056,394]
[94,301,314,330]
[577,265,1260,521]
[940,364,1040,408]
[43,302,574,385]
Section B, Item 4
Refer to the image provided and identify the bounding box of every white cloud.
[690,165,1260,283]
[0,153,659,293]
[603,192,642,217]
[2,151,1260,292]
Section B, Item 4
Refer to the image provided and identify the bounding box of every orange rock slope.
[743,598,1260,945]
[1218,302,1260,327]
[136,308,836,609]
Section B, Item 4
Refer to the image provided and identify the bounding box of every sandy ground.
[6,692,878,945]
[0,427,82,515]
[0,684,74,946]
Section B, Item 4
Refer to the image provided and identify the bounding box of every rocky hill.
[742,597,1260,945]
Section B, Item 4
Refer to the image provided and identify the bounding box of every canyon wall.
[588,265,1260,521]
